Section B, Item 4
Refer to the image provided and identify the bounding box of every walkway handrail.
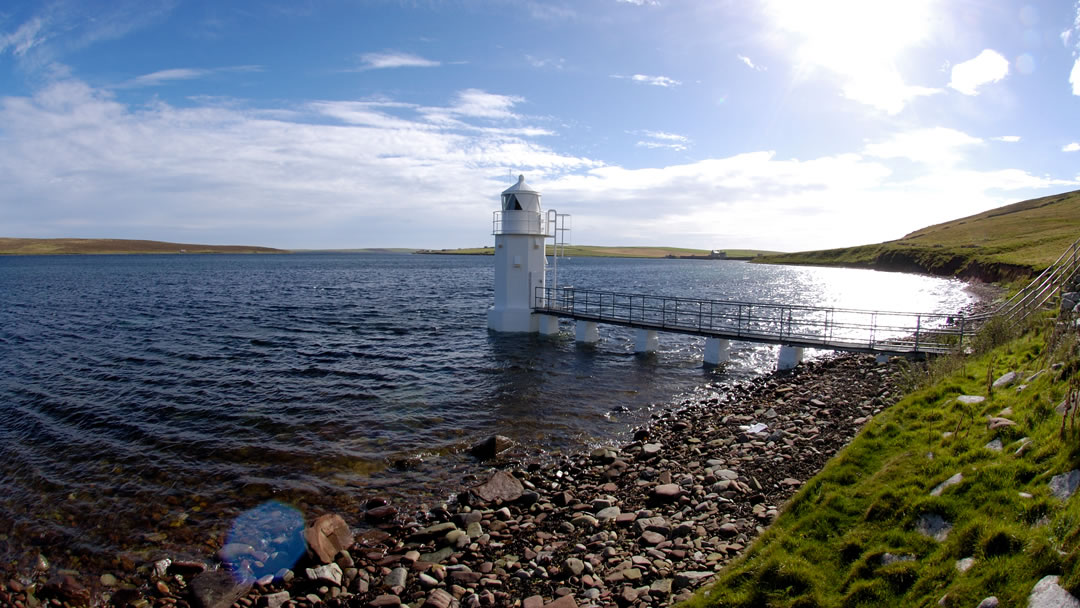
[534,286,967,355]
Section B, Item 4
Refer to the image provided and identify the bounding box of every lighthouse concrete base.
[575,321,599,344]
[538,315,560,335]
[778,345,804,370]
[487,307,539,333]
[635,329,658,353]
[704,338,731,366]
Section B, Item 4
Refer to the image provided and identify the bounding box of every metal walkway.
[532,287,970,358]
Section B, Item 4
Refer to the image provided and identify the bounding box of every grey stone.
[384,567,408,589]
[261,591,290,608]
[916,513,952,541]
[1027,575,1080,608]
[975,597,998,608]
[563,558,585,577]
[307,563,343,586]
[956,395,986,405]
[930,473,963,497]
[1049,470,1080,500]
[955,557,975,573]
[992,371,1018,389]
[985,438,1003,452]
[596,506,621,522]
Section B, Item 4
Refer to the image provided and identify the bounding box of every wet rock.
[470,435,514,460]
[40,574,90,606]
[190,569,253,608]
[304,514,354,564]
[365,505,398,523]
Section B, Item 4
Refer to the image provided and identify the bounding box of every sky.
[1,0,1079,252]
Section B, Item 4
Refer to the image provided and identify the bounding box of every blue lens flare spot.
[222,501,306,582]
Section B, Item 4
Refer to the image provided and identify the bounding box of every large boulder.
[469,470,524,503]
[304,514,354,564]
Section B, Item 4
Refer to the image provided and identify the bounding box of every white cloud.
[1064,142,1080,152]
[0,79,597,248]
[765,0,940,114]
[617,0,660,5]
[737,54,766,71]
[1,17,46,56]
[1,80,1075,252]
[357,51,440,70]
[611,74,681,87]
[948,49,1010,95]
[635,130,689,151]
[993,135,1021,143]
[1071,58,1080,95]
[863,127,983,165]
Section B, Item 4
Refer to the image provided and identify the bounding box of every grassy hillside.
[690,314,1080,607]
[417,245,780,259]
[0,237,286,255]
[756,189,1080,281]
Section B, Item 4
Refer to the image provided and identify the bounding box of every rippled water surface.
[0,253,971,570]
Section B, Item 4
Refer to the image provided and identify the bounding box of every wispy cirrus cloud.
[611,74,681,87]
[863,127,982,166]
[992,135,1021,143]
[617,0,661,6]
[355,51,440,70]
[119,65,263,88]
[634,130,689,151]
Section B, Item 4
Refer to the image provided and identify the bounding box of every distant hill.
[417,245,780,259]
[0,238,286,255]
[755,189,1080,282]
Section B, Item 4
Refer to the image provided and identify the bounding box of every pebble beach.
[2,352,906,608]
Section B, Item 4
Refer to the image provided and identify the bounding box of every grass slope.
[0,237,285,255]
[690,317,1080,607]
[756,189,1080,280]
[417,246,780,259]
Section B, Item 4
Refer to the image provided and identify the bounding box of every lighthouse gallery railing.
[534,286,966,355]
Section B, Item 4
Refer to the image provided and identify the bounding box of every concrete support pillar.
[777,345,804,370]
[575,320,599,344]
[538,315,560,336]
[635,329,659,353]
[704,338,731,366]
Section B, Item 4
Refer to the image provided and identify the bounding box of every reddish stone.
[470,471,523,504]
[304,514,354,564]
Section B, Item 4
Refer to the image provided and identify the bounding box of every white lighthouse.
[487,175,551,333]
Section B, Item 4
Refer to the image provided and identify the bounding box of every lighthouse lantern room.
[488,175,562,333]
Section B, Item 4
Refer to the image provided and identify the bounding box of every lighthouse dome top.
[500,174,542,213]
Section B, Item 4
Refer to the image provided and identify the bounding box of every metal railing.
[534,287,967,355]
[492,210,553,236]
[983,236,1080,324]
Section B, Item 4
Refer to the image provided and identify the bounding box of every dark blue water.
[0,253,970,571]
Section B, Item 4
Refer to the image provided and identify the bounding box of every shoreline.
[2,352,906,608]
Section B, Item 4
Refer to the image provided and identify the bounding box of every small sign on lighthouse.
[487,175,567,333]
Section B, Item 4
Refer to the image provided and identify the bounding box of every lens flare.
[222,501,306,583]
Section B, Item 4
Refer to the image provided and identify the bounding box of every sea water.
[0,253,971,569]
